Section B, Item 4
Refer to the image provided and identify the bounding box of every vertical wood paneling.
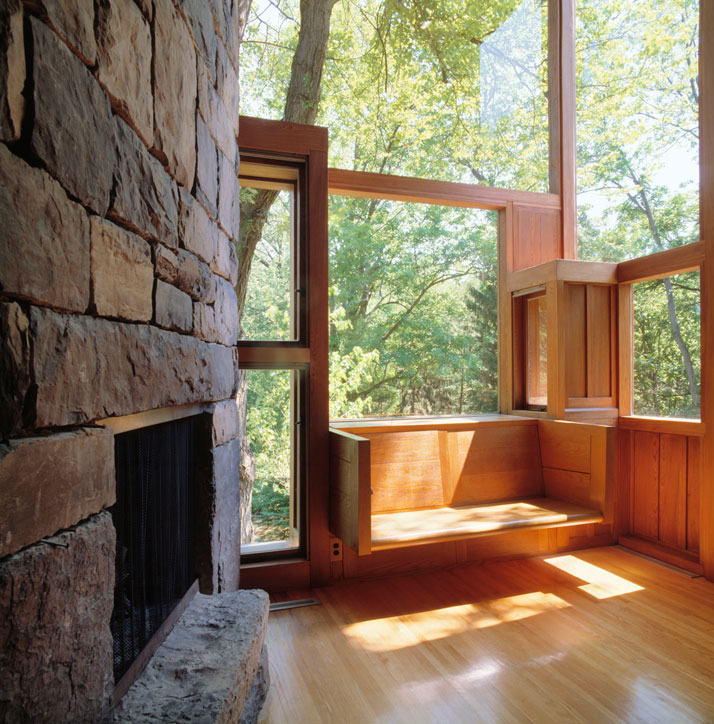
[631,430,660,540]
[687,436,701,553]
[565,284,587,398]
[658,434,687,550]
[615,428,633,537]
[512,206,562,272]
[624,429,702,561]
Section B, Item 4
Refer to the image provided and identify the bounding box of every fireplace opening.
[110,415,199,693]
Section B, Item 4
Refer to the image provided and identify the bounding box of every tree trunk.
[236,369,255,544]
[237,0,339,544]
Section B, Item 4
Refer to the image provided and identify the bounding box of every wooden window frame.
[617,243,704,431]
[237,117,330,587]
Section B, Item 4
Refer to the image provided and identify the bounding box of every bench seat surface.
[370,497,603,550]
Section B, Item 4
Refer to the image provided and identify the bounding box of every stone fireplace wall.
[0,1,249,721]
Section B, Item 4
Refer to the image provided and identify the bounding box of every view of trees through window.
[633,272,700,418]
[242,368,295,548]
[329,199,498,418]
[243,0,549,188]
[239,184,295,341]
[237,0,702,544]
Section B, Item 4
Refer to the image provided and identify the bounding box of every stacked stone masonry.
[0,1,252,722]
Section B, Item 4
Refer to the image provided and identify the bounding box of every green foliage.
[240,187,294,340]
[245,369,292,542]
[633,273,701,418]
[328,197,498,417]
[240,0,554,420]
[251,476,291,541]
[242,0,549,189]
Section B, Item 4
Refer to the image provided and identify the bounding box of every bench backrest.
[334,419,614,517]
[357,422,544,513]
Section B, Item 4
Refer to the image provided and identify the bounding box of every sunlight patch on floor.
[341,591,570,652]
[544,554,644,599]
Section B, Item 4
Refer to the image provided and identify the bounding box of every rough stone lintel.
[29,306,237,428]
[0,427,115,559]
[113,589,270,724]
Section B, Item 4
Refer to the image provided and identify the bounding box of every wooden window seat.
[329,416,614,555]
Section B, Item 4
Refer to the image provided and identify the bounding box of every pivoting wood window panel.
[512,289,548,411]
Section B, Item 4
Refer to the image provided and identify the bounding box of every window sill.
[618,416,705,436]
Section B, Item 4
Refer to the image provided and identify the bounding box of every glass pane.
[238,181,296,341]
[242,369,299,551]
[633,271,700,418]
[241,0,549,191]
[576,0,699,262]
[329,197,498,418]
[526,294,548,407]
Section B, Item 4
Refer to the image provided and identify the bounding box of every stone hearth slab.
[113,589,269,724]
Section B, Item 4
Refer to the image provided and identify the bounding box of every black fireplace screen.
[110,416,197,683]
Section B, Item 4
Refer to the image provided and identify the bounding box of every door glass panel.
[242,368,301,554]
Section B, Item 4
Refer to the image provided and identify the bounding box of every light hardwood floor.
[258,546,714,723]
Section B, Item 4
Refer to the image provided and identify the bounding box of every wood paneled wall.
[511,205,562,272]
[618,428,701,559]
